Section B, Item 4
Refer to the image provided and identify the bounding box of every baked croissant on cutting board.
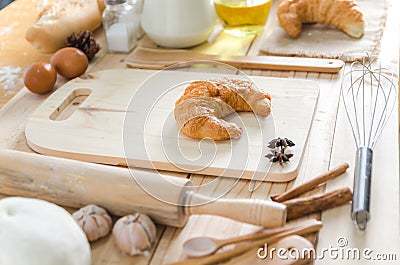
[277,0,365,38]
[174,78,271,141]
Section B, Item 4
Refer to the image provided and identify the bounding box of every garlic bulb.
[72,204,113,242]
[112,213,157,256]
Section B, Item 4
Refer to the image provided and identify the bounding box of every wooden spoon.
[182,219,318,258]
[171,219,322,265]
[223,235,314,265]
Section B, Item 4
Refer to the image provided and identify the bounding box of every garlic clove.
[112,213,157,256]
[72,204,113,242]
[113,223,132,254]
[93,214,113,236]
[137,214,157,243]
[84,217,106,242]
[130,222,152,254]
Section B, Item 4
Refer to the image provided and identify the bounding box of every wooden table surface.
[0,0,399,264]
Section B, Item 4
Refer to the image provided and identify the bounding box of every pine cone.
[66,31,100,61]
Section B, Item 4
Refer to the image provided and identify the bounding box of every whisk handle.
[352,147,373,230]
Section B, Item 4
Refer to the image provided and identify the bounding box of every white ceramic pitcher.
[141,0,217,48]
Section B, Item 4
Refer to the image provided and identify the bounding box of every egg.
[23,62,57,94]
[51,47,89,79]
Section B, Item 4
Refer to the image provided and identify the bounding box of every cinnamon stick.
[284,187,352,221]
[272,163,349,202]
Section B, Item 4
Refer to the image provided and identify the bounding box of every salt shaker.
[128,0,145,39]
[102,0,137,53]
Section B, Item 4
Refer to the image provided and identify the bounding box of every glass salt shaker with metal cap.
[102,0,137,53]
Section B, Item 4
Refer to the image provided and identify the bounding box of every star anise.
[267,137,295,149]
[265,137,295,166]
[265,149,294,166]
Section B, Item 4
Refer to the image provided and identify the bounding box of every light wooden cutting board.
[25,69,319,182]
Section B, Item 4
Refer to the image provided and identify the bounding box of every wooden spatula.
[126,46,344,73]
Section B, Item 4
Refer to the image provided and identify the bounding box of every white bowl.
[141,0,217,48]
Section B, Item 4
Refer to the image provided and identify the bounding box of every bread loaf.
[25,0,105,53]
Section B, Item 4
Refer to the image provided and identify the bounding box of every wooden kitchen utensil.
[170,219,322,265]
[182,219,320,258]
[126,46,344,73]
[25,69,319,182]
[223,235,314,265]
[0,148,286,228]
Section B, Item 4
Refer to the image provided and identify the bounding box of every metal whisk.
[341,57,397,230]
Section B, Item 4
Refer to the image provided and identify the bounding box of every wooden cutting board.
[25,69,319,182]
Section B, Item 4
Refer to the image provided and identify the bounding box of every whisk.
[341,57,397,230]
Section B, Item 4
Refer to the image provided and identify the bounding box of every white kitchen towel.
[260,0,388,62]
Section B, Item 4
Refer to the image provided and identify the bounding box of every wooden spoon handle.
[221,55,344,73]
[127,46,344,73]
[223,235,314,265]
[216,217,323,247]
[169,219,322,265]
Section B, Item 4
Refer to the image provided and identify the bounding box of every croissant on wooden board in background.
[277,0,365,38]
[174,79,271,141]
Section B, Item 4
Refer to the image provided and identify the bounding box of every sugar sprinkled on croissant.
[277,0,365,38]
[174,78,271,141]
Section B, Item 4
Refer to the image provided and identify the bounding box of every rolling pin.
[0,149,286,228]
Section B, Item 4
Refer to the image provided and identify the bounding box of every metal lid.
[105,0,127,5]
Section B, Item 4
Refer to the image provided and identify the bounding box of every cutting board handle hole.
[49,88,92,121]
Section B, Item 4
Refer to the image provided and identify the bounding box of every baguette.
[25,0,105,53]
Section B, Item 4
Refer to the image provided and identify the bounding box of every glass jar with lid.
[102,0,137,53]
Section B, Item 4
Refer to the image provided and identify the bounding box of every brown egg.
[51,47,89,79]
[23,62,57,94]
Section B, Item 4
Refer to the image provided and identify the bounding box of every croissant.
[277,0,365,38]
[174,78,271,140]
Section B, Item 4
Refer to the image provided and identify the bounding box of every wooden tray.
[25,69,319,182]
